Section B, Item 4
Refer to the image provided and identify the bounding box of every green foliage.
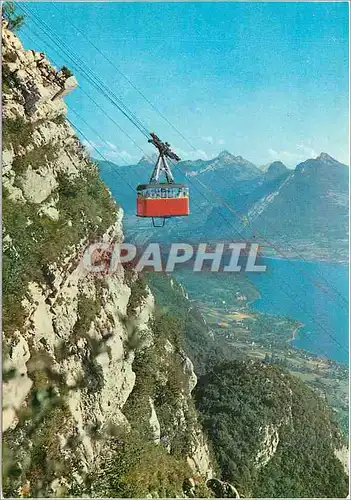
[60,66,73,79]
[123,312,183,428]
[52,114,66,126]
[56,166,118,242]
[12,142,59,174]
[126,274,148,316]
[151,307,183,351]
[25,403,73,494]
[74,293,101,338]
[88,430,191,498]
[122,307,196,460]
[194,360,349,498]
[2,79,11,94]
[2,1,25,31]
[2,117,34,152]
[2,193,43,335]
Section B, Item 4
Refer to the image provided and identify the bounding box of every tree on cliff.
[2,1,25,31]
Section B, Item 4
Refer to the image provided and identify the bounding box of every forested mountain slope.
[194,360,348,498]
[149,275,349,498]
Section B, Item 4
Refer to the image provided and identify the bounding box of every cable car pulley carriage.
[136,133,189,227]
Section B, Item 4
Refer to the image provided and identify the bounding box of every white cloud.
[296,143,317,158]
[268,144,317,166]
[202,136,226,146]
[202,136,214,144]
[268,148,279,157]
[105,141,118,150]
[82,139,97,153]
[177,148,208,161]
[81,138,138,164]
[103,149,136,163]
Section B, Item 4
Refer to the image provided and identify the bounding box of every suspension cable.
[38,0,348,309]
[16,2,150,139]
[16,3,349,312]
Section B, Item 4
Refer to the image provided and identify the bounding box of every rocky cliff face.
[2,23,212,497]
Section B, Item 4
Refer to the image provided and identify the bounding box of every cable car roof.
[137,183,188,190]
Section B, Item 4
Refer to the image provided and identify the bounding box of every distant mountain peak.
[268,160,287,169]
[217,150,247,161]
[218,149,232,157]
[137,154,157,166]
[316,152,339,164]
[264,161,289,182]
[217,150,236,162]
[216,151,256,168]
[296,152,346,174]
[261,160,287,172]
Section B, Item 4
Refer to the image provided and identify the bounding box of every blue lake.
[249,258,349,364]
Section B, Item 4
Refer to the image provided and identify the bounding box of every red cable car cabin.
[137,183,189,217]
[136,132,190,225]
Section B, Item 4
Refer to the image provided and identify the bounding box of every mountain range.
[98,151,349,261]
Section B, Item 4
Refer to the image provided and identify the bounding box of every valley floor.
[175,270,349,438]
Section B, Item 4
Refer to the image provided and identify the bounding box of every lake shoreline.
[248,257,348,365]
[259,248,349,266]
[287,322,304,343]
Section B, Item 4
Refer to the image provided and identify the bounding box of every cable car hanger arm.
[148,132,181,183]
[136,132,189,223]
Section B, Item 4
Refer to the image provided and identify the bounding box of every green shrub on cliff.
[126,275,148,316]
[88,430,192,498]
[2,1,25,31]
[2,117,34,151]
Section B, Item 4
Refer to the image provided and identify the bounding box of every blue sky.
[19,2,349,167]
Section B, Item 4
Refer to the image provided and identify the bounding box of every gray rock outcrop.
[2,22,213,497]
